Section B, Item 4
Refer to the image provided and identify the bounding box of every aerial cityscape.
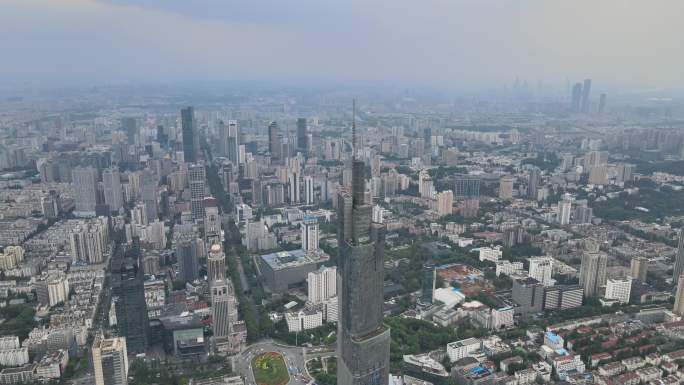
[2,1,684,385]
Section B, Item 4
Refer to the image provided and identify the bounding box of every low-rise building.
[446,338,480,362]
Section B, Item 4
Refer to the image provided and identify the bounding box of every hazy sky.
[2,0,684,89]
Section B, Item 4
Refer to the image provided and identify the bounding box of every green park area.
[252,352,290,385]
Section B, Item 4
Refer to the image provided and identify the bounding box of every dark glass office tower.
[113,252,149,353]
[337,107,390,385]
[296,118,308,154]
[268,121,280,159]
[181,106,197,163]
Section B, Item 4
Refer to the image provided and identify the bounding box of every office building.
[571,82,582,112]
[207,244,225,282]
[113,256,149,353]
[301,216,319,253]
[92,336,128,385]
[512,277,545,315]
[181,106,198,163]
[268,121,280,159]
[598,93,607,114]
[337,109,390,385]
[674,274,684,316]
[176,235,200,284]
[604,277,632,304]
[258,249,329,292]
[543,285,583,310]
[446,338,480,362]
[188,164,206,222]
[421,262,436,305]
[673,230,684,283]
[579,253,608,298]
[630,257,649,282]
[581,79,592,113]
[121,117,137,145]
[102,167,123,213]
[141,170,158,221]
[72,166,99,217]
[211,279,238,339]
[297,118,308,154]
[436,190,453,217]
[308,266,337,305]
[499,175,514,200]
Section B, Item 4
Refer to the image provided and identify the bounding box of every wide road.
[236,340,314,385]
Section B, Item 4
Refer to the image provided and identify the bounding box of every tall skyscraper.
[176,235,199,283]
[598,93,607,114]
[227,120,240,164]
[301,215,319,253]
[113,254,149,353]
[579,252,608,298]
[308,266,337,305]
[72,166,99,216]
[121,116,137,145]
[218,120,229,158]
[673,230,684,283]
[337,104,390,385]
[188,164,206,222]
[141,169,158,221]
[211,278,238,339]
[581,78,592,113]
[297,118,308,154]
[92,336,128,385]
[207,243,226,282]
[181,106,198,163]
[102,167,124,213]
[674,274,684,316]
[571,82,583,112]
[420,262,436,305]
[268,121,280,159]
[527,167,541,200]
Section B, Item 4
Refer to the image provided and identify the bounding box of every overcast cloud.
[1,0,683,89]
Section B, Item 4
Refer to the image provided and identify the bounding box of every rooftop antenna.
[352,99,357,160]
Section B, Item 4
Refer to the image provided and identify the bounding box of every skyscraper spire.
[352,99,357,160]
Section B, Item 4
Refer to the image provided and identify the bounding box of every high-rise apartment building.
[72,166,99,217]
[528,257,554,286]
[301,216,319,253]
[436,190,453,217]
[181,107,198,163]
[303,176,315,205]
[499,175,514,200]
[337,109,390,385]
[92,336,128,385]
[102,167,123,213]
[630,256,648,282]
[604,277,632,303]
[527,167,541,200]
[579,252,608,298]
[288,172,300,204]
[188,164,206,222]
[308,266,337,305]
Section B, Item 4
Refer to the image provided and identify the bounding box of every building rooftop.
[260,249,329,271]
